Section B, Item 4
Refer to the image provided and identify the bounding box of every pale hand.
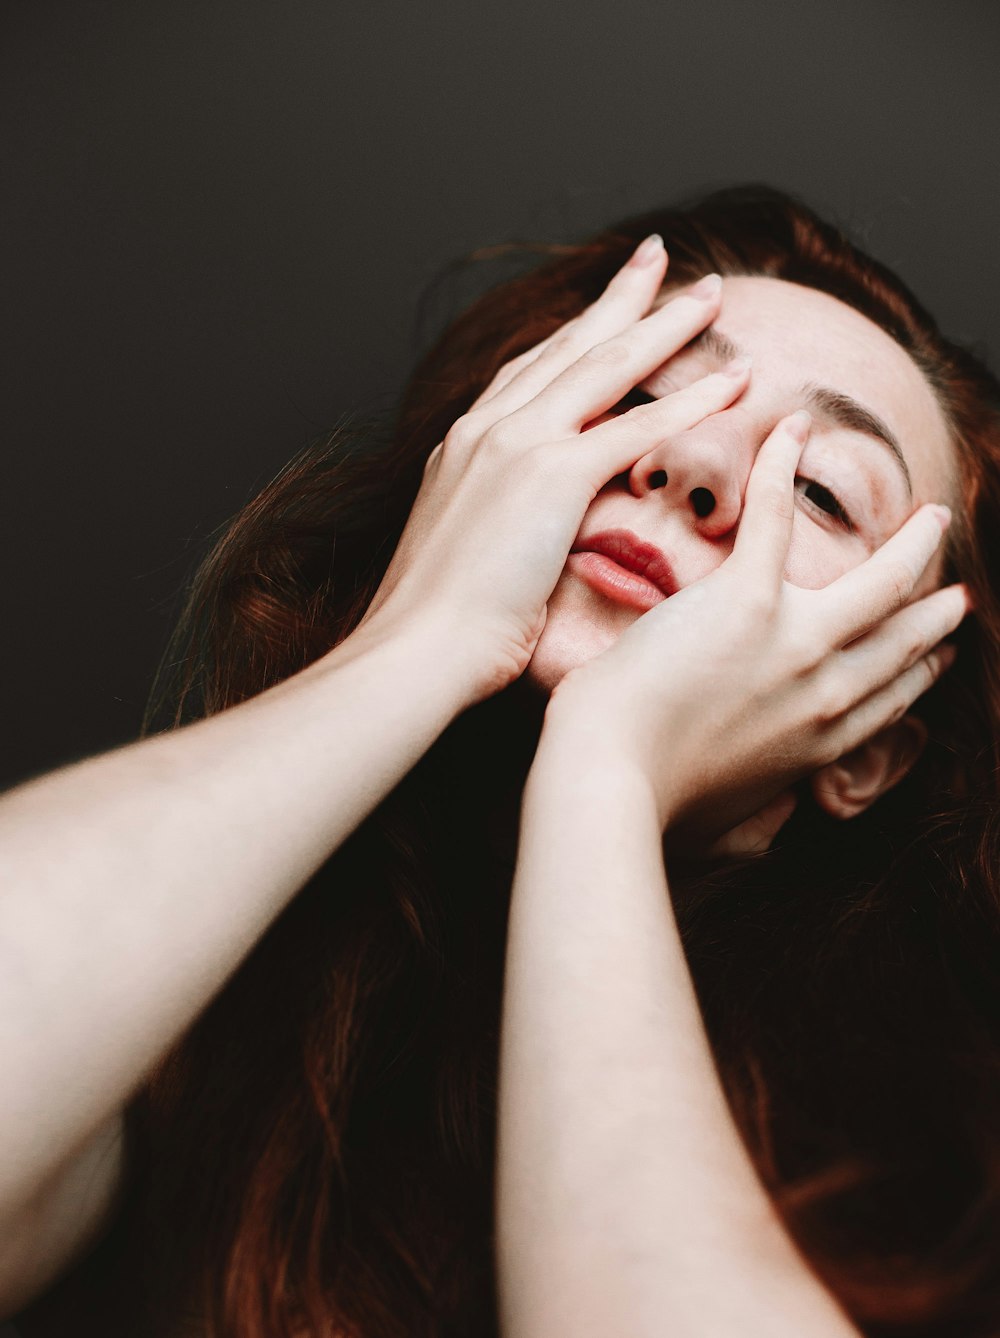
[355,237,753,708]
[540,412,968,846]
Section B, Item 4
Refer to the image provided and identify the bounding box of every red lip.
[569,529,678,609]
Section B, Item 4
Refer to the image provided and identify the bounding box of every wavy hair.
[40,185,1000,1338]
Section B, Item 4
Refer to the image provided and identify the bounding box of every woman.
[3,184,998,1337]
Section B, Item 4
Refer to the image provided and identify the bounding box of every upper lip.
[570,529,678,597]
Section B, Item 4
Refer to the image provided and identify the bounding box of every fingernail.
[786,409,812,443]
[629,233,664,268]
[689,272,722,299]
[723,354,752,378]
[931,504,952,532]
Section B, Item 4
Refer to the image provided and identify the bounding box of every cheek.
[524,565,637,693]
[783,520,858,590]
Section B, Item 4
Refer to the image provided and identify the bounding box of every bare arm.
[0,611,471,1257]
[494,728,860,1338]
[493,413,963,1336]
[1,1113,125,1316]
[0,237,721,1314]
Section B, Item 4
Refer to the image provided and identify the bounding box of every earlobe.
[810,716,929,820]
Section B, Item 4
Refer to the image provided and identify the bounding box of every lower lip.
[568,550,668,612]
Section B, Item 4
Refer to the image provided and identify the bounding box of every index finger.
[731,410,812,585]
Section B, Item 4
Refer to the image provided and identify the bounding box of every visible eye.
[797,477,855,532]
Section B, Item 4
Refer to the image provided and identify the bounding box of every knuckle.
[581,339,632,368]
[923,650,944,688]
[817,728,849,769]
[813,679,849,727]
[444,413,483,452]
[887,693,911,727]
[787,626,823,674]
[624,397,667,429]
[481,418,521,454]
[487,356,528,388]
[902,625,929,664]
[549,329,579,356]
[527,333,573,370]
[655,387,723,433]
[754,477,794,519]
[883,558,916,607]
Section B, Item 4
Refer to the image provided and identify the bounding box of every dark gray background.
[3,0,999,792]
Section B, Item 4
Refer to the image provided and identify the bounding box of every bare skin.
[0,236,967,1329]
[0,612,473,1314]
[497,404,955,1338]
[484,241,966,1335]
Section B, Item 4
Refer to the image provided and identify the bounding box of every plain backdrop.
[3,0,999,792]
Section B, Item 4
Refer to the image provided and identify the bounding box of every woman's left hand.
[539,410,969,846]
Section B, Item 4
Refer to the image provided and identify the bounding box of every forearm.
[496,725,858,1338]
[0,611,467,1217]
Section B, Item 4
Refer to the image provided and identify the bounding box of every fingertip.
[722,354,753,380]
[942,582,974,617]
[929,503,952,532]
[627,233,666,271]
[688,272,723,301]
[785,409,812,445]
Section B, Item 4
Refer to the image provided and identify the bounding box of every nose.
[626,419,748,538]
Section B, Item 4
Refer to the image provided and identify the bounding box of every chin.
[523,575,632,695]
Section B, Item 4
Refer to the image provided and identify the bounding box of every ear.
[810,716,929,820]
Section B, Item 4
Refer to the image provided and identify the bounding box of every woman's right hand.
[357,236,751,708]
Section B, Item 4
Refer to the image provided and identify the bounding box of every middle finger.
[468,234,669,419]
[501,273,724,439]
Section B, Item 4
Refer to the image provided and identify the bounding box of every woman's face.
[525,274,958,695]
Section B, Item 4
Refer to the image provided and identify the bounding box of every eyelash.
[797,478,855,533]
[611,389,856,534]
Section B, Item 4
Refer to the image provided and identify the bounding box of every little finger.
[826,642,957,759]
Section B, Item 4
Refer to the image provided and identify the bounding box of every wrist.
[534,686,683,830]
[529,706,663,817]
[308,605,479,721]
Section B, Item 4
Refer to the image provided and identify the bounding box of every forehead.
[655,275,956,508]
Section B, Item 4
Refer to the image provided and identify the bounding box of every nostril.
[649,468,668,489]
[690,487,716,518]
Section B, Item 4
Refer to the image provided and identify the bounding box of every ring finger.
[829,582,968,708]
[829,641,957,761]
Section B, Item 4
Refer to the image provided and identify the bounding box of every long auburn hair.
[47,185,1000,1338]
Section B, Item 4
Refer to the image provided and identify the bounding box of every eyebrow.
[682,326,914,498]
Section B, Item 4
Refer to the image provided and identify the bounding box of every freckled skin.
[524,276,957,697]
